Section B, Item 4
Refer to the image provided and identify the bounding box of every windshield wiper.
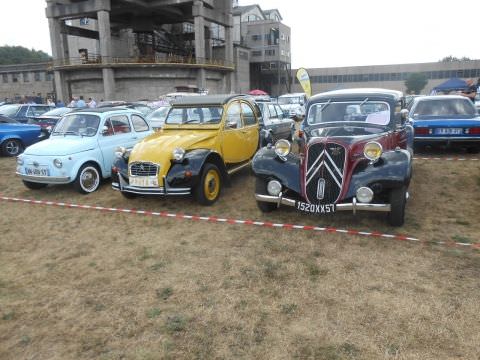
[359,97,369,107]
[319,99,332,112]
[61,130,79,136]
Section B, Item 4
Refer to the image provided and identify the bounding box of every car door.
[222,101,253,164]
[240,101,259,157]
[274,104,293,139]
[98,114,138,176]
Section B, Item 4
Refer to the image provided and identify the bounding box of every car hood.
[23,136,96,156]
[130,129,218,164]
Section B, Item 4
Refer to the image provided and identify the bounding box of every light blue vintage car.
[16,108,153,193]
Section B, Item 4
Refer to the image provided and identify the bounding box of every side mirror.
[397,109,409,127]
[102,125,109,135]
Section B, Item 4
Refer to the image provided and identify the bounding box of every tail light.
[466,127,480,135]
[415,127,430,135]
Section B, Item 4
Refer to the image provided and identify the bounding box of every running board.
[227,160,252,175]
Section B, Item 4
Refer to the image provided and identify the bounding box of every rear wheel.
[2,139,23,157]
[194,163,221,205]
[74,163,101,194]
[255,177,277,213]
[388,186,407,226]
[22,181,47,190]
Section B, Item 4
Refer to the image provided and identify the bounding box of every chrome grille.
[305,142,346,204]
[129,162,159,176]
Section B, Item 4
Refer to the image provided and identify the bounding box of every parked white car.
[277,92,307,120]
[16,108,153,193]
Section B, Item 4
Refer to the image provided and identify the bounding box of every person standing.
[87,97,97,108]
[76,95,87,107]
[460,79,477,103]
[68,97,77,108]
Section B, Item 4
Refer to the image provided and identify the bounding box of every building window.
[45,72,53,81]
[265,49,275,56]
[251,34,261,41]
[252,50,262,57]
[23,73,30,83]
[34,72,41,81]
[12,73,18,82]
[2,74,7,83]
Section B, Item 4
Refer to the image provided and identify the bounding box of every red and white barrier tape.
[414,157,479,161]
[1,195,479,250]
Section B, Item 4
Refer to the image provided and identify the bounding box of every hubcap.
[81,167,99,192]
[204,169,220,201]
[6,141,19,155]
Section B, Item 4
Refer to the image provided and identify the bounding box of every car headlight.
[53,158,63,168]
[172,147,185,161]
[267,180,282,196]
[274,139,291,158]
[17,156,24,166]
[356,187,374,203]
[363,141,383,162]
[115,146,126,158]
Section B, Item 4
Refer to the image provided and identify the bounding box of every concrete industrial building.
[288,60,480,96]
[44,0,238,102]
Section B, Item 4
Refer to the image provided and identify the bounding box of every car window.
[225,102,242,129]
[241,103,256,126]
[0,105,21,117]
[109,115,131,134]
[268,104,279,120]
[53,113,100,137]
[413,99,476,118]
[131,114,149,132]
[274,105,285,119]
[103,119,115,136]
[165,106,223,125]
[307,101,391,126]
[29,106,50,117]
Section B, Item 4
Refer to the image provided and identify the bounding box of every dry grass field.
[0,149,479,360]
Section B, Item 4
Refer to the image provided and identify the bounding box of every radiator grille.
[129,162,159,177]
[305,142,346,204]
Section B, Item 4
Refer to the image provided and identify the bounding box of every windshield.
[0,104,21,116]
[278,96,303,105]
[307,101,391,126]
[147,106,170,121]
[165,106,223,125]
[52,113,100,136]
[412,99,476,119]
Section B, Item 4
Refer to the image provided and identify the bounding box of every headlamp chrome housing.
[274,139,291,159]
[172,147,185,161]
[53,158,63,168]
[363,141,383,162]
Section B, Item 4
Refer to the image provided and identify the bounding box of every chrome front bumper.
[112,174,190,196]
[16,172,71,184]
[255,193,391,214]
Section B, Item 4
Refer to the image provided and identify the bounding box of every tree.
[439,55,471,62]
[0,46,51,65]
[405,73,428,95]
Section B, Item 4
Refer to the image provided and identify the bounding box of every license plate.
[129,176,158,187]
[295,201,335,214]
[25,167,49,176]
[435,128,462,135]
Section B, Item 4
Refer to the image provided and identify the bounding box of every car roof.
[278,93,305,97]
[414,95,468,101]
[65,107,142,115]
[310,88,404,102]
[171,94,251,106]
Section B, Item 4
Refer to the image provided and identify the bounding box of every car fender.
[252,147,301,194]
[166,149,228,188]
[68,151,105,180]
[345,149,412,198]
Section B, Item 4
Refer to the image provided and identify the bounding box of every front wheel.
[388,186,407,226]
[74,163,101,194]
[255,177,277,213]
[194,163,222,205]
[22,181,48,190]
[2,139,23,157]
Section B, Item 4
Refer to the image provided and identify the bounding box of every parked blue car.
[409,95,480,153]
[0,104,55,123]
[0,115,45,156]
[16,108,153,193]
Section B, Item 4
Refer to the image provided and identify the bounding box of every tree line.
[0,46,51,65]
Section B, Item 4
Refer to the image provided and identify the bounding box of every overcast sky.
[1,0,479,69]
